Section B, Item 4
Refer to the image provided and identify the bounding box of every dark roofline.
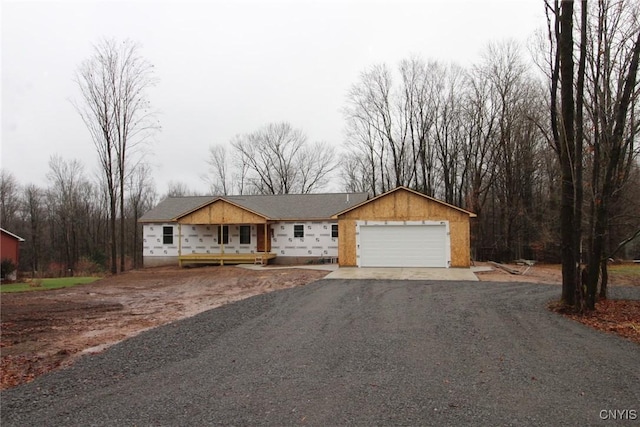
[138,196,217,223]
[140,192,370,223]
[1,228,25,242]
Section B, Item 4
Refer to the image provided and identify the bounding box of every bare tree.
[164,181,200,198]
[127,163,156,268]
[459,65,499,232]
[0,170,21,231]
[74,38,158,274]
[399,58,439,195]
[544,0,639,311]
[205,144,232,195]
[340,151,374,193]
[21,184,44,275]
[432,63,466,205]
[231,122,336,195]
[583,0,640,305]
[546,0,582,307]
[344,60,444,196]
[478,41,548,260]
[344,63,406,194]
[297,141,337,193]
[46,156,87,273]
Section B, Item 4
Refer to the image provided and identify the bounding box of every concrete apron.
[324,267,479,281]
[239,264,479,281]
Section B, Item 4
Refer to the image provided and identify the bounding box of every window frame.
[162,226,173,245]
[294,224,304,238]
[331,224,339,238]
[239,225,251,244]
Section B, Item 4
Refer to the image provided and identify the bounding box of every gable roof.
[139,192,370,223]
[333,186,477,218]
[1,228,25,242]
[138,196,217,223]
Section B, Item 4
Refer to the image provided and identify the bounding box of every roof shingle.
[139,193,369,223]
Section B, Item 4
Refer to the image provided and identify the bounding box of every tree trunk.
[133,206,140,269]
[586,203,607,309]
[559,0,577,307]
[119,184,125,273]
[587,30,640,307]
[599,258,608,300]
[110,196,117,275]
[573,0,587,305]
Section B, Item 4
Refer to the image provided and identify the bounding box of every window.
[217,225,229,244]
[331,224,339,238]
[240,225,251,244]
[163,226,173,245]
[294,224,304,238]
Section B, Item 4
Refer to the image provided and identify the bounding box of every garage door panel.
[359,224,448,268]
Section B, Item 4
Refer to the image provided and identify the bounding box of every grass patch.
[607,263,640,286]
[609,263,640,275]
[0,277,102,293]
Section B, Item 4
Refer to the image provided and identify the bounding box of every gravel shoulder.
[2,280,639,426]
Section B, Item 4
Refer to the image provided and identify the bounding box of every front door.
[256,224,271,252]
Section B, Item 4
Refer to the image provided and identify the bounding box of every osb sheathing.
[177,200,267,225]
[338,189,472,267]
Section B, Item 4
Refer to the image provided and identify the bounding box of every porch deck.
[178,252,277,267]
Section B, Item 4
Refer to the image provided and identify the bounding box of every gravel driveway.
[2,280,639,426]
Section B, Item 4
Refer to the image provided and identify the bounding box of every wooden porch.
[178,252,277,267]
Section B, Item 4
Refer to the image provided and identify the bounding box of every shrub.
[1,258,16,279]
[76,257,105,276]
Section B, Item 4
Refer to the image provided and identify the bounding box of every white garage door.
[358,223,449,267]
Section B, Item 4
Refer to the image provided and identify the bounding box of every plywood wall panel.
[338,219,358,266]
[338,188,472,267]
[178,200,266,224]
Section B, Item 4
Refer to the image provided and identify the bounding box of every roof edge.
[1,228,26,241]
[172,197,271,221]
[333,186,477,218]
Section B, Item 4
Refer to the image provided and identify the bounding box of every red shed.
[1,228,25,268]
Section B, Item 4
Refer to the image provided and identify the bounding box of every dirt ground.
[1,263,638,391]
[1,266,327,390]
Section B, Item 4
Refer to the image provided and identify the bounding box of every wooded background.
[1,1,638,280]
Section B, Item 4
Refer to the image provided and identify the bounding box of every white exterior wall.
[143,221,338,261]
[180,224,258,254]
[143,223,179,257]
[143,224,258,257]
[271,221,338,258]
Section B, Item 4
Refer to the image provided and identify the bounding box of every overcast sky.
[2,0,546,196]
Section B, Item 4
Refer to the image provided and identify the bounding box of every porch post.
[263,223,267,253]
[178,223,182,267]
[219,224,224,265]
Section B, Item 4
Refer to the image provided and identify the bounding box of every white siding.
[179,224,258,255]
[143,224,258,257]
[270,221,338,258]
[143,223,179,257]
